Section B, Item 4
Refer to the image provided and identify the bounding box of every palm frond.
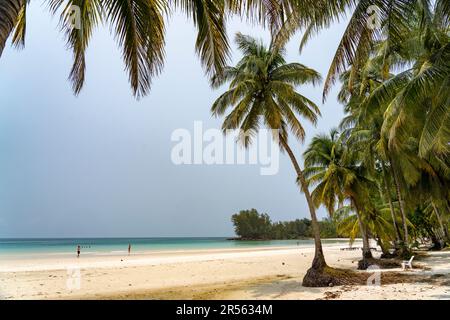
[0,0,25,56]
[11,0,27,49]
[104,0,166,97]
[176,0,230,79]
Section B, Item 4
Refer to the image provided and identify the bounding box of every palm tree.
[303,129,380,267]
[359,7,450,251]
[364,21,449,160]
[332,9,449,251]
[302,128,344,217]
[0,0,233,97]
[281,0,449,162]
[272,0,449,100]
[211,33,339,287]
[336,59,406,246]
[267,0,449,253]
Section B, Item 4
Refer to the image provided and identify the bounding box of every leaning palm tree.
[359,9,450,251]
[211,32,339,287]
[272,0,449,100]
[336,57,407,247]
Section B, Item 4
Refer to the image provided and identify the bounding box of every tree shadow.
[234,278,328,299]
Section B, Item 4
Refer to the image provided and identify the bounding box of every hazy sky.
[0,4,348,238]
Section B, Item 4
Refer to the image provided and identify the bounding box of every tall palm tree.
[211,33,338,287]
[332,10,449,251]
[303,129,379,266]
[359,7,450,251]
[336,58,406,245]
[268,0,449,253]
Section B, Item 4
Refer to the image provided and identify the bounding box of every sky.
[0,3,349,238]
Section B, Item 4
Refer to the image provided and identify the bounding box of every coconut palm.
[336,58,406,246]
[331,7,450,251]
[273,1,450,170]
[303,128,379,266]
[359,8,450,251]
[211,33,340,286]
[273,0,450,101]
[358,4,450,149]
[302,128,344,216]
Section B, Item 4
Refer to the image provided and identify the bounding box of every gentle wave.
[0,237,351,258]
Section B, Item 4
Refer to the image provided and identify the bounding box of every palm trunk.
[432,202,449,243]
[381,161,400,242]
[388,155,409,246]
[430,230,444,250]
[352,201,373,260]
[360,219,372,259]
[0,0,24,56]
[377,235,390,257]
[279,136,327,271]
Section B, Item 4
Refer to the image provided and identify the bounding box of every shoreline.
[0,240,354,272]
[1,243,449,300]
[0,245,312,273]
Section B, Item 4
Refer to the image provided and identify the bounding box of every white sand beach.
[1,243,449,300]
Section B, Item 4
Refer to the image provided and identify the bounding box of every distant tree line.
[231,209,340,240]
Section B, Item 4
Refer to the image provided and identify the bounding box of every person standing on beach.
[128,243,131,256]
[77,245,80,258]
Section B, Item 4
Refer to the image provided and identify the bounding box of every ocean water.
[0,237,349,258]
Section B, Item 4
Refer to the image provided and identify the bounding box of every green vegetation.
[1,0,448,287]
[231,209,273,240]
[210,0,449,285]
[300,1,450,265]
[231,209,340,240]
[211,32,329,283]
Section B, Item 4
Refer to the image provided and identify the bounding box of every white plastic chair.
[401,256,414,270]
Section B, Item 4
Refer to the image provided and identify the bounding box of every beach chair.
[401,256,414,270]
[341,246,357,251]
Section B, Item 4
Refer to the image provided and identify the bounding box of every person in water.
[128,243,131,255]
[77,245,81,258]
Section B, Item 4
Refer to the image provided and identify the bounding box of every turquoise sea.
[0,237,349,257]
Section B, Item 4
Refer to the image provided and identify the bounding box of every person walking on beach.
[128,243,131,256]
[77,245,81,258]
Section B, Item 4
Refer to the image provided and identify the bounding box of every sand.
[1,243,449,300]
